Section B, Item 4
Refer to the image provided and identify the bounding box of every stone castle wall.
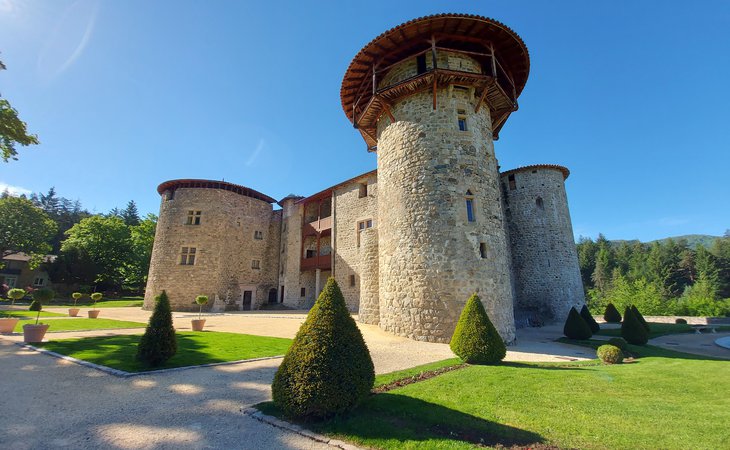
[374,52,516,343]
[144,187,279,311]
[332,174,378,311]
[278,198,304,308]
[501,167,584,324]
[358,227,380,324]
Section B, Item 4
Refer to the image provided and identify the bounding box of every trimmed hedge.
[272,277,374,419]
[607,337,628,352]
[621,306,649,345]
[137,291,177,366]
[597,344,624,364]
[580,305,600,333]
[603,303,622,323]
[450,293,506,364]
[563,306,592,340]
[631,305,651,332]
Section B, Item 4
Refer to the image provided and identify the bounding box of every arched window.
[536,197,544,210]
[465,190,476,222]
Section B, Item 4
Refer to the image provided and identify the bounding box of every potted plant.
[88,292,102,318]
[23,288,54,343]
[0,288,26,333]
[192,295,209,331]
[69,292,84,317]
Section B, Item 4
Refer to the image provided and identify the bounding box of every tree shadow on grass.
[261,394,548,449]
[558,338,724,362]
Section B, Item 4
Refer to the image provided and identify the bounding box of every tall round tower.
[341,14,530,343]
[500,165,585,324]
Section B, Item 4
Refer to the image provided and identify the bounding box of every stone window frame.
[186,210,202,225]
[254,230,264,240]
[356,218,374,247]
[33,277,45,287]
[251,260,261,270]
[465,190,477,223]
[180,246,197,265]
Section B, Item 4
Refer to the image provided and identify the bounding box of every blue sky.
[1,1,728,242]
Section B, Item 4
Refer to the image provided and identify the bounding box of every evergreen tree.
[592,247,613,292]
[621,306,649,345]
[631,305,650,332]
[450,293,506,364]
[137,291,177,366]
[603,303,622,323]
[122,200,140,226]
[272,277,374,419]
[563,307,592,340]
[580,304,600,333]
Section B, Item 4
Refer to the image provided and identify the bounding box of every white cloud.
[245,138,265,167]
[0,182,32,196]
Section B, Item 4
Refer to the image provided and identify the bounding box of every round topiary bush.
[272,277,374,420]
[137,291,177,366]
[607,337,628,352]
[563,306,593,340]
[621,306,649,345]
[580,305,600,333]
[675,318,687,325]
[597,344,624,364]
[631,305,650,332]
[450,293,506,364]
[603,303,622,323]
[7,288,25,305]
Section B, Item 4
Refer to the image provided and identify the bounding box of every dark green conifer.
[603,303,622,323]
[631,305,651,332]
[621,306,649,345]
[137,291,177,366]
[580,304,600,333]
[450,293,506,364]
[563,306,593,339]
[272,278,374,419]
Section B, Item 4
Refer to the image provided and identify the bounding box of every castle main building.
[144,14,585,343]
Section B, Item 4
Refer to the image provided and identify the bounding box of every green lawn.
[51,297,144,308]
[258,345,729,449]
[14,318,146,333]
[596,322,694,338]
[1,310,66,318]
[39,331,292,372]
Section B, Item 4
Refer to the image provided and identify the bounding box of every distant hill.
[608,234,722,249]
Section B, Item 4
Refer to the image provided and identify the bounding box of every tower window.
[166,190,175,201]
[350,274,356,287]
[536,197,544,210]
[180,247,196,265]
[358,183,368,198]
[416,54,427,74]
[300,287,306,297]
[254,230,264,240]
[252,260,261,270]
[480,243,488,259]
[457,109,467,131]
[508,174,516,190]
[186,210,201,225]
[465,190,476,222]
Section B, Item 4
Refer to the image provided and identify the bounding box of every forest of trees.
[578,232,730,317]
[1,187,156,295]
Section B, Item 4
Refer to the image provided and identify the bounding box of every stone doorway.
[242,291,252,310]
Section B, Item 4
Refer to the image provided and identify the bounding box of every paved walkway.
[0,307,599,449]
[651,332,730,359]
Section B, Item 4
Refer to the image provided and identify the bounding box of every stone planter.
[88,310,100,319]
[0,317,19,333]
[191,319,206,331]
[68,308,80,317]
[23,323,50,343]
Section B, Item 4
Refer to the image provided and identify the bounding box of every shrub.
[597,344,624,364]
[7,288,25,305]
[272,277,374,419]
[621,306,648,345]
[675,318,688,324]
[137,291,177,367]
[580,304,600,333]
[607,337,628,352]
[631,305,650,332]
[563,306,592,339]
[450,293,506,364]
[195,295,209,320]
[30,288,54,325]
[603,303,622,323]
[71,292,83,306]
[90,292,102,309]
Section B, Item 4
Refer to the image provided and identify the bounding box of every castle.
[144,14,585,343]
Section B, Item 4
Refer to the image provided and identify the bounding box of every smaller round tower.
[500,165,584,324]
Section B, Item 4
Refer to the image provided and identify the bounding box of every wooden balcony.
[300,255,332,271]
[302,215,332,236]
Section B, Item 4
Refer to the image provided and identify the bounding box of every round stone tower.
[340,14,531,343]
[500,165,584,324]
[144,179,280,311]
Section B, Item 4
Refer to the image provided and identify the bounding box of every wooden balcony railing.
[300,255,332,271]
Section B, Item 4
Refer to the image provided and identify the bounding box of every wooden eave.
[156,179,277,203]
[500,164,571,180]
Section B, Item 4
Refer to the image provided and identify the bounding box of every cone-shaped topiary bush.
[137,291,177,366]
[603,303,622,323]
[621,306,648,345]
[450,293,506,364]
[631,305,650,332]
[597,344,624,364]
[580,305,600,333]
[272,277,374,419]
[563,306,592,339]
[675,318,687,324]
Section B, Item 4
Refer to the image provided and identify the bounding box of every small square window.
[300,287,306,297]
[508,174,517,190]
[186,210,201,225]
[252,260,261,270]
[180,247,197,265]
[358,183,368,198]
[254,230,264,240]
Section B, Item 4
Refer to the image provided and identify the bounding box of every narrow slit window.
[416,54,427,74]
[536,197,544,210]
[300,287,306,297]
[480,243,488,259]
[457,109,467,131]
[508,174,516,190]
[350,274,356,287]
[465,190,475,222]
